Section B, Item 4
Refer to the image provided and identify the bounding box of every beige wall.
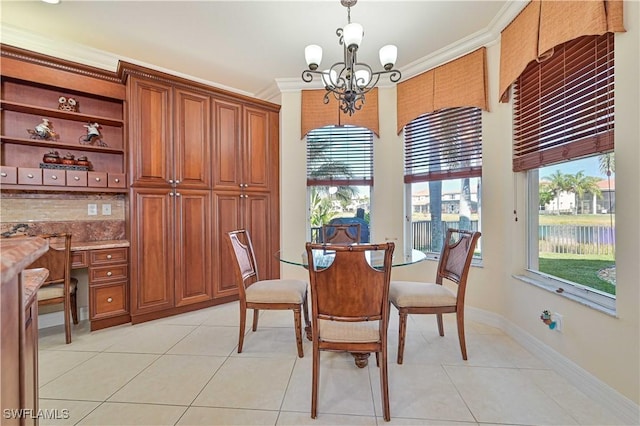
[279,1,639,404]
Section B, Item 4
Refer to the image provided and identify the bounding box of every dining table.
[275,244,427,367]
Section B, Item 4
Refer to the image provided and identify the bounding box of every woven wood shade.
[397,48,487,134]
[499,0,625,103]
[301,88,379,138]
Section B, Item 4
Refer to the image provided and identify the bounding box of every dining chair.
[28,233,79,344]
[226,229,310,357]
[321,223,361,244]
[389,228,481,363]
[305,242,395,421]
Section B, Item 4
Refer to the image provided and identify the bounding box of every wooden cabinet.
[87,247,130,331]
[0,46,126,193]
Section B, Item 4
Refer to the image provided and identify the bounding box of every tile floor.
[38,302,625,425]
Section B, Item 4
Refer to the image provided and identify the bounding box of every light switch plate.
[88,203,98,216]
[102,204,112,215]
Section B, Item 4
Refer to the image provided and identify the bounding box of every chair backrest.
[226,229,259,298]
[27,233,72,287]
[306,242,394,323]
[436,229,481,294]
[322,223,361,244]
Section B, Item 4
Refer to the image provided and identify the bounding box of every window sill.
[513,272,617,317]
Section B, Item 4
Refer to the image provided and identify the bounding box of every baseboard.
[467,307,640,425]
[38,307,89,330]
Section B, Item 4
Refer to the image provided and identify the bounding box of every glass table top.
[275,245,427,269]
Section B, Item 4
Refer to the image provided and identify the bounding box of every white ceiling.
[0,0,526,100]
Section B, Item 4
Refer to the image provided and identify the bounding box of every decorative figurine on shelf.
[42,150,62,164]
[58,96,79,112]
[76,155,92,169]
[27,118,59,141]
[79,122,108,147]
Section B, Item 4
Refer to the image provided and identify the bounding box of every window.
[306,125,373,242]
[404,107,482,257]
[515,33,616,310]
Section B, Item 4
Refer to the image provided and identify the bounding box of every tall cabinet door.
[128,77,172,187]
[212,99,242,191]
[243,192,275,279]
[212,191,242,298]
[130,188,175,315]
[243,106,272,192]
[174,89,211,189]
[174,189,213,306]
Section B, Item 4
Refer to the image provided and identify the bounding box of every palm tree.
[567,171,602,213]
[543,170,571,214]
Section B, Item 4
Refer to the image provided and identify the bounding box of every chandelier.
[302,0,401,116]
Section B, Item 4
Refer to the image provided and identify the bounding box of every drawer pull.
[51,175,58,180]
[114,178,120,183]
[106,271,112,276]
[106,254,112,259]
[107,297,113,303]
[74,176,80,181]
[0,172,6,177]
[95,177,101,182]
[27,174,34,178]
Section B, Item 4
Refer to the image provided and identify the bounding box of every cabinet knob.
[1,172,6,177]
[27,174,34,178]
[106,254,112,259]
[175,180,180,185]
[95,177,101,182]
[107,297,113,303]
[51,175,58,180]
[169,179,174,184]
[74,176,80,181]
[114,178,120,183]
[106,271,112,276]
[169,192,174,197]
[175,192,181,197]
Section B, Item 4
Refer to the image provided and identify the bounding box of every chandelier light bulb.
[355,69,370,87]
[343,23,363,51]
[322,69,338,88]
[305,45,323,70]
[379,45,397,71]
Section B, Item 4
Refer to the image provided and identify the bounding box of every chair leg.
[302,293,312,341]
[456,311,468,360]
[70,289,79,325]
[436,313,445,336]
[397,310,408,364]
[380,346,390,421]
[293,308,304,358]
[64,294,72,344]
[238,306,247,353]
[311,342,319,419]
[252,308,259,331]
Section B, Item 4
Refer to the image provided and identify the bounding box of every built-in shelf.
[0,184,127,194]
[0,136,124,154]
[1,100,124,127]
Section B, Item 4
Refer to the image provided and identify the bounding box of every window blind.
[513,33,614,172]
[404,107,482,183]
[307,126,374,186]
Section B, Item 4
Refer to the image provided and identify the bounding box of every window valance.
[499,0,625,103]
[397,47,488,134]
[301,88,379,139]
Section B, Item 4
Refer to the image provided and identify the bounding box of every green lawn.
[538,253,615,295]
[538,214,615,226]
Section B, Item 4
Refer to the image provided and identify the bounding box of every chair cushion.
[37,279,77,302]
[318,319,380,343]
[245,279,307,304]
[389,281,457,308]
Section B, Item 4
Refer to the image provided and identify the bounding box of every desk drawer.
[1,166,17,184]
[89,264,128,283]
[108,173,126,188]
[87,172,107,188]
[66,170,87,187]
[43,169,65,186]
[90,282,127,319]
[71,251,88,269]
[18,168,42,185]
[90,248,128,265]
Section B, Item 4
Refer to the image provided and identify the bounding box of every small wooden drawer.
[66,170,87,187]
[71,250,89,269]
[87,172,108,188]
[43,169,66,186]
[90,282,127,319]
[90,248,128,265]
[17,168,42,185]
[0,166,17,184]
[89,264,128,283]
[108,173,126,188]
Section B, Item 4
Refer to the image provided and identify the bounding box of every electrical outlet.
[87,203,98,216]
[102,204,112,215]
[553,312,563,332]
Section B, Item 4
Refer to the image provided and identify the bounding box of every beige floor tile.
[254,309,307,328]
[39,352,159,401]
[201,302,243,327]
[178,406,279,425]
[231,326,310,359]
[39,321,134,352]
[38,399,101,426]
[38,349,98,386]
[167,325,240,356]
[109,354,225,405]
[103,323,196,354]
[193,356,295,410]
[151,308,217,326]
[379,417,479,425]
[444,365,578,425]
[76,402,187,425]
[277,410,377,425]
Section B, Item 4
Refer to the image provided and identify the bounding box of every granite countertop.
[70,239,130,251]
[22,267,49,307]
[0,237,49,283]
